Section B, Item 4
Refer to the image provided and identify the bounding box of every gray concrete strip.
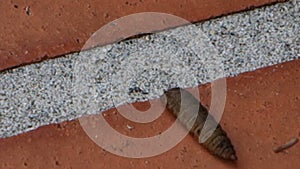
[0,0,299,138]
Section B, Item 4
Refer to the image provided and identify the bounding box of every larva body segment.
[162,88,237,161]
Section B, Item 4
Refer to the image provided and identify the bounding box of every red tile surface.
[0,0,285,71]
[1,59,299,169]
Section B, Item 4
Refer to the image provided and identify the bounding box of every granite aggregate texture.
[0,0,299,138]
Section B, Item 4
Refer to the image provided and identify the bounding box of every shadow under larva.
[161,88,237,161]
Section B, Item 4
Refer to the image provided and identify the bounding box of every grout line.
[0,0,299,138]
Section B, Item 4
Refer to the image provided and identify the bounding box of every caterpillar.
[162,88,237,161]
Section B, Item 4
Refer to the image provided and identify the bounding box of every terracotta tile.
[0,0,285,71]
[1,59,299,169]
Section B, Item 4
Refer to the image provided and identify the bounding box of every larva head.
[214,139,237,161]
[200,126,237,161]
[230,154,238,161]
[219,147,237,161]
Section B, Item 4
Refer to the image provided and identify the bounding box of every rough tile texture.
[1,59,299,169]
[0,0,286,71]
[0,0,299,138]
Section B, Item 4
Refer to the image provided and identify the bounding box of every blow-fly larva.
[162,88,237,161]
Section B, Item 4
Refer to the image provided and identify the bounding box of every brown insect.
[162,88,237,161]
